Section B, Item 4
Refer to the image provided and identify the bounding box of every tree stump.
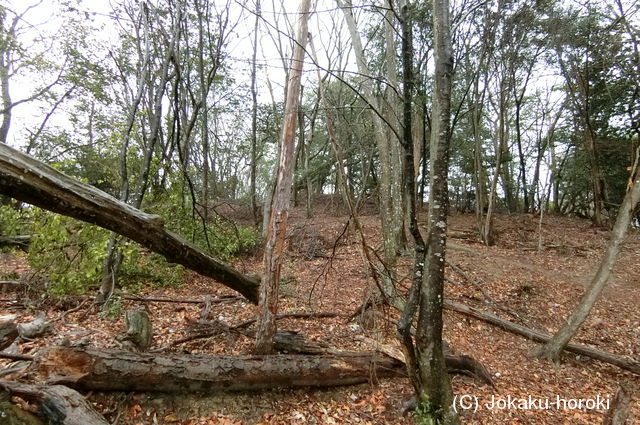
[121,309,152,351]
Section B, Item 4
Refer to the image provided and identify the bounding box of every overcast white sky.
[3,0,357,148]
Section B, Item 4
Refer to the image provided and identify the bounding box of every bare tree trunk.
[255,0,311,354]
[98,3,180,303]
[337,0,404,310]
[468,3,495,242]
[407,1,459,422]
[197,0,211,223]
[0,10,18,145]
[584,123,607,226]
[534,148,640,363]
[250,0,260,225]
[482,117,504,245]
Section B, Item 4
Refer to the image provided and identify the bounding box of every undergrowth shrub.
[26,200,258,297]
[28,210,183,296]
[0,204,31,236]
[150,192,260,261]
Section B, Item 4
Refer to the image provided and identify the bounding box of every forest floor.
[0,199,639,425]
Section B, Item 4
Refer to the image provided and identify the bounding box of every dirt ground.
[0,203,638,424]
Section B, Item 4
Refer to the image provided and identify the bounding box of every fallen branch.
[121,294,242,305]
[358,335,495,388]
[31,346,405,392]
[0,379,109,425]
[444,300,640,375]
[0,352,34,362]
[445,261,522,322]
[171,313,340,347]
[0,235,31,250]
[18,313,51,340]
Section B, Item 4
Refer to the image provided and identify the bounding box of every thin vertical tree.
[255,0,312,354]
[397,2,459,423]
[250,0,261,225]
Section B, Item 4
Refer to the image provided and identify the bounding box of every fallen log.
[31,346,404,392]
[444,300,640,375]
[0,379,109,425]
[0,143,260,303]
[171,328,495,387]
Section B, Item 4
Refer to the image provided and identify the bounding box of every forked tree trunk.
[255,0,311,354]
[534,149,640,363]
[98,6,179,303]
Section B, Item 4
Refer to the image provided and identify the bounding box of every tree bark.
[255,0,311,354]
[413,0,459,422]
[249,0,261,225]
[0,380,109,425]
[534,148,640,363]
[31,347,405,392]
[0,142,260,303]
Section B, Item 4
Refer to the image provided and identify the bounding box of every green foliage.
[0,204,27,236]
[119,248,183,290]
[150,189,260,261]
[27,209,183,297]
[100,296,123,319]
[28,211,110,296]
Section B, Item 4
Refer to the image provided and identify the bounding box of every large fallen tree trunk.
[0,379,109,425]
[444,300,640,375]
[0,143,259,303]
[31,347,405,392]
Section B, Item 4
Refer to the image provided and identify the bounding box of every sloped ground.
[0,205,638,425]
